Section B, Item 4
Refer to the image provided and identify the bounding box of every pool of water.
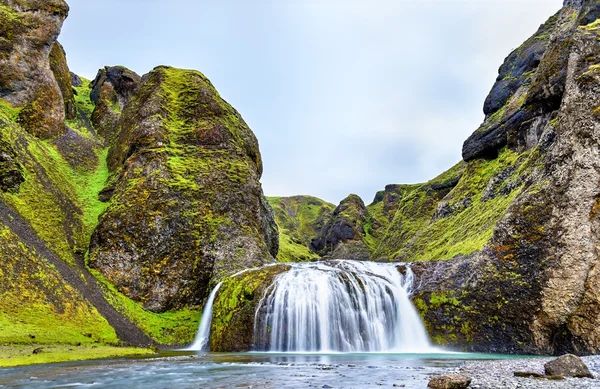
[0,351,532,389]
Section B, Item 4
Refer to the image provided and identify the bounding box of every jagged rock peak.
[89,65,140,142]
[309,194,370,259]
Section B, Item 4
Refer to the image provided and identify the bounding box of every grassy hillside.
[268,196,335,262]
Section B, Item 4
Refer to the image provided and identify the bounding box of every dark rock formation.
[544,354,594,378]
[0,0,69,138]
[90,66,141,143]
[70,72,82,87]
[0,139,24,192]
[309,194,371,259]
[89,66,279,313]
[49,41,76,120]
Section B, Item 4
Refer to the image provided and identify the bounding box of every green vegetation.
[0,225,120,348]
[91,269,201,345]
[210,264,290,351]
[267,196,335,262]
[0,345,153,367]
[374,149,534,261]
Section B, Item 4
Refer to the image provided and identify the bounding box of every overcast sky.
[60,0,563,205]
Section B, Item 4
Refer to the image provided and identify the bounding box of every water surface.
[0,351,532,389]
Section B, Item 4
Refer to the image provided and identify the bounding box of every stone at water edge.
[544,354,594,379]
[427,374,471,389]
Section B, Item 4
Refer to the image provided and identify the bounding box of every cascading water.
[254,260,432,353]
[187,282,222,351]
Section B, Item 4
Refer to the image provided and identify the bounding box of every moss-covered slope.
[267,195,334,262]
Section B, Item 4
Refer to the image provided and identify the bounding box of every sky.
[59,0,563,205]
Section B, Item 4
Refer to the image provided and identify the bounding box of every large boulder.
[544,354,594,378]
[89,66,278,313]
[0,0,69,138]
[427,374,472,389]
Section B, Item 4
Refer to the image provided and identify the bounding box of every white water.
[254,260,432,353]
[187,282,222,351]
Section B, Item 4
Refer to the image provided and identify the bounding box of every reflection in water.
[0,352,523,389]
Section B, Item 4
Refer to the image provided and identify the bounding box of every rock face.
[89,66,279,313]
[0,0,69,138]
[267,196,335,262]
[90,66,141,143]
[407,0,600,355]
[544,354,594,378]
[0,139,24,192]
[309,194,371,259]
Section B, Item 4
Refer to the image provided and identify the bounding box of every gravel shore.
[449,356,600,389]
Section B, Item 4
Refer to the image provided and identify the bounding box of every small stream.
[0,351,522,389]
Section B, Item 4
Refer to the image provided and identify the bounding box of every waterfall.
[254,260,432,353]
[187,282,222,351]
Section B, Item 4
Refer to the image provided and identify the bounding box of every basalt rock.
[309,194,371,259]
[89,66,279,313]
[90,66,141,143]
[0,0,69,138]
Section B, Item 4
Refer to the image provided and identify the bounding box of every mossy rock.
[210,264,290,351]
[89,66,278,313]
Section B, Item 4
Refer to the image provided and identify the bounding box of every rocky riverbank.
[450,355,600,389]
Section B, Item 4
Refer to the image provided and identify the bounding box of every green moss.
[267,196,335,262]
[375,149,532,261]
[0,344,153,367]
[0,225,120,348]
[91,269,200,345]
[72,77,95,119]
[0,99,22,122]
[210,264,290,351]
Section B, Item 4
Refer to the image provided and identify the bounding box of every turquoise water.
[0,351,532,389]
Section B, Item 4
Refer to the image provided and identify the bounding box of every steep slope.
[89,66,279,313]
[267,195,335,262]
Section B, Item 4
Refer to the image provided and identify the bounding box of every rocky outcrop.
[462,9,560,161]
[89,66,279,313]
[49,41,76,121]
[0,0,69,138]
[90,66,141,143]
[0,139,23,192]
[309,194,371,259]
[267,196,335,262]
